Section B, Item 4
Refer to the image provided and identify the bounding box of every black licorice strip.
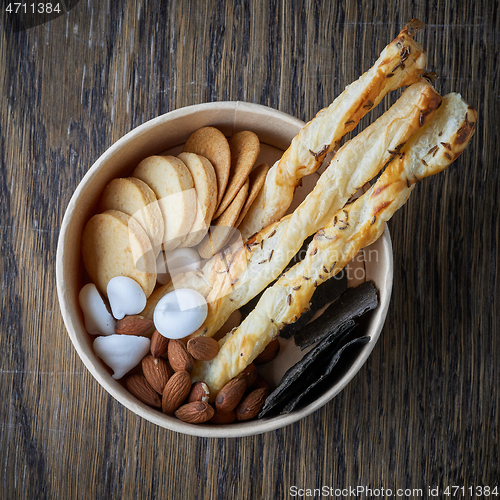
[258,320,356,418]
[281,336,371,413]
[278,308,314,339]
[280,270,347,338]
[294,280,379,349]
[259,282,378,417]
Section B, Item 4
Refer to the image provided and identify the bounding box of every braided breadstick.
[238,19,427,241]
[192,81,440,333]
[192,93,477,395]
[142,81,441,326]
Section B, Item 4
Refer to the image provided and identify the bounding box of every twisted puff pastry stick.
[193,93,477,396]
[238,19,427,241]
[142,81,441,327]
[195,82,440,331]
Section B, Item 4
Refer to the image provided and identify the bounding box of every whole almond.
[209,409,237,424]
[175,401,215,424]
[254,337,280,365]
[142,355,171,394]
[236,388,269,421]
[168,339,194,373]
[239,363,257,388]
[115,315,154,336]
[215,376,247,412]
[125,374,161,408]
[187,381,210,403]
[150,329,169,357]
[187,337,220,361]
[162,371,191,415]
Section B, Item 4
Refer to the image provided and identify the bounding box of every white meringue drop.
[153,288,208,339]
[156,247,203,285]
[107,276,147,320]
[165,247,202,278]
[93,334,150,379]
[78,283,116,336]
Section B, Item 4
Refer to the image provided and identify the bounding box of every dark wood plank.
[1,0,498,498]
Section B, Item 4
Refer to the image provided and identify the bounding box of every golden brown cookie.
[197,179,249,258]
[133,155,196,251]
[235,163,270,228]
[176,152,218,247]
[213,131,260,219]
[183,127,231,209]
[81,210,157,298]
[98,177,164,255]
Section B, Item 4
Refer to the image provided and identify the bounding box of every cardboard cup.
[56,102,393,437]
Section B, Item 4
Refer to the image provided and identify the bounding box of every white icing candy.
[165,247,202,277]
[78,283,116,336]
[156,247,202,285]
[93,334,150,379]
[154,288,208,339]
[107,276,147,320]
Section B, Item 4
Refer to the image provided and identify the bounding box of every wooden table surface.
[1,0,498,498]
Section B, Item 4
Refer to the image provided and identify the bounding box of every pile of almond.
[119,315,278,424]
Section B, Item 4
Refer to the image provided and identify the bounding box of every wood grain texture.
[0,0,498,498]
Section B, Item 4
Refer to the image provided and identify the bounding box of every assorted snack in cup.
[78,20,476,425]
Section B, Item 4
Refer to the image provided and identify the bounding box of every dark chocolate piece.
[258,320,356,418]
[281,336,371,413]
[294,281,378,349]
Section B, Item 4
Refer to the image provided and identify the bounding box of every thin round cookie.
[235,163,270,228]
[183,127,231,210]
[176,152,218,247]
[133,155,196,251]
[198,179,250,259]
[82,210,157,298]
[98,177,164,256]
[213,130,260,219]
